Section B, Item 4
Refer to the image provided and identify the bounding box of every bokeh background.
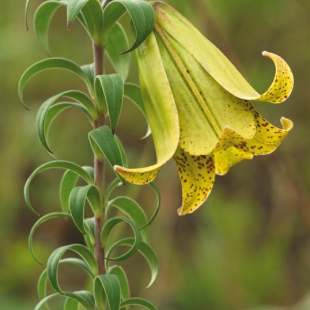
[0,0,309,309]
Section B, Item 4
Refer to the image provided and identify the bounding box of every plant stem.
[93,42,106,275]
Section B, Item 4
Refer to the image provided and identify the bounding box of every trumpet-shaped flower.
[115,2,293,215]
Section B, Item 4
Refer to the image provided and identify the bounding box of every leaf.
[67,0,89,28]
[106,197,150,243]
[29,212,72,265]
[19,57,94,108]
[106,238,158,288]
[120,298,157,310]
[45,102,92,137]
[34,1,67,55]
[47,244,98,293]
[102,0,155,52]
[59,167,94,213]
[101,217,141,261]
[69,185,102,234]
[79,0,104,44]
[95,74,123,132]
[94,274,121,310]
[36,90,96,155]
[38,258,94,304]
[124,83,150,138]
[106,23,131,80]
[64,298,79,310]
[88,126,125,183]
[34,291,95,310]
[107,266,130,303]
[24,160,93,215]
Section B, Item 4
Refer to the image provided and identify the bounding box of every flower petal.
[155,23,256,156]
[115,32,179,184]
[154,2,294,103]
[214,147,253,176]
[212,101,293,175]
[173,148,215,215]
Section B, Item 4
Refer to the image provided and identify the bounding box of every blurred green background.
[0,0,309,309]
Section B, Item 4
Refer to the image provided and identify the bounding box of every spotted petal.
[153,2,294,103]
[174,148,215,215]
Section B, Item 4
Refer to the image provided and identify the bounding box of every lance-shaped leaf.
[34,1,67,55]
[19,57,94,108]
[47,244,98,293]
[34,291,95,310]
[60,167,94,213]
[102,0,155,52]
[94,274,121,310]
[29,212,72,265]
[38,258,94,303]
[67,0,89,28]
[120,298,157,310]
[106,238,159,288]
[25,160,93,214]
[106,23,131,80]
[101,217,141,261]
[89,126,125,183]
[36,90,96,155]
[95,74,124,132]
[69,185,102,234]
[107,266,130,303]
[106,196,150,242]
[78,0,104,44]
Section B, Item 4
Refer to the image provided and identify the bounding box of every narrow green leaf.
[106,197,150,243]
[37,269,49,306]
[120,297,157,310]
[37,90,96,154]
[105,178,122,201]
[102,0,155,52]
[81,63,95,88]
[107,266,130,302]
[106,23,131,80]
[80,0,104,44]
[19,58,94,108]
[34,291,95,310]
[67,0,89,28]
[34,1,67,55]
[45,102,92,138]
[38,258,94,304]
[64,298,79,310]
[29,212,72,264]
[101,217,141,261]
[88,126,124,183]
[47,244,97,293]
[25,160,93,215]
[124,83,150,138]
[69,185,102,234]
[94,274,121,310]
[59,167,94,213]
[106,238,158,288]
[95,74,123,132]
[139,182,161,230]
[84,217,95,251]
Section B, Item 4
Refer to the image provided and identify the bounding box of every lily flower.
[115,1,293,215]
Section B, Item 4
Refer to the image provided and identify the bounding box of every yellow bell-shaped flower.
[115,2,293,215]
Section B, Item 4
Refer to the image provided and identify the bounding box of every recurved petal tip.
[258,51,294,103]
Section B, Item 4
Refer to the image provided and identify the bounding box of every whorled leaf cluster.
[21,0,159,309]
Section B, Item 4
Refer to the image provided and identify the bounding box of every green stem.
[93,42,106,276]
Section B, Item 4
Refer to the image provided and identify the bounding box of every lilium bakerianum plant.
[115,2,294,215]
